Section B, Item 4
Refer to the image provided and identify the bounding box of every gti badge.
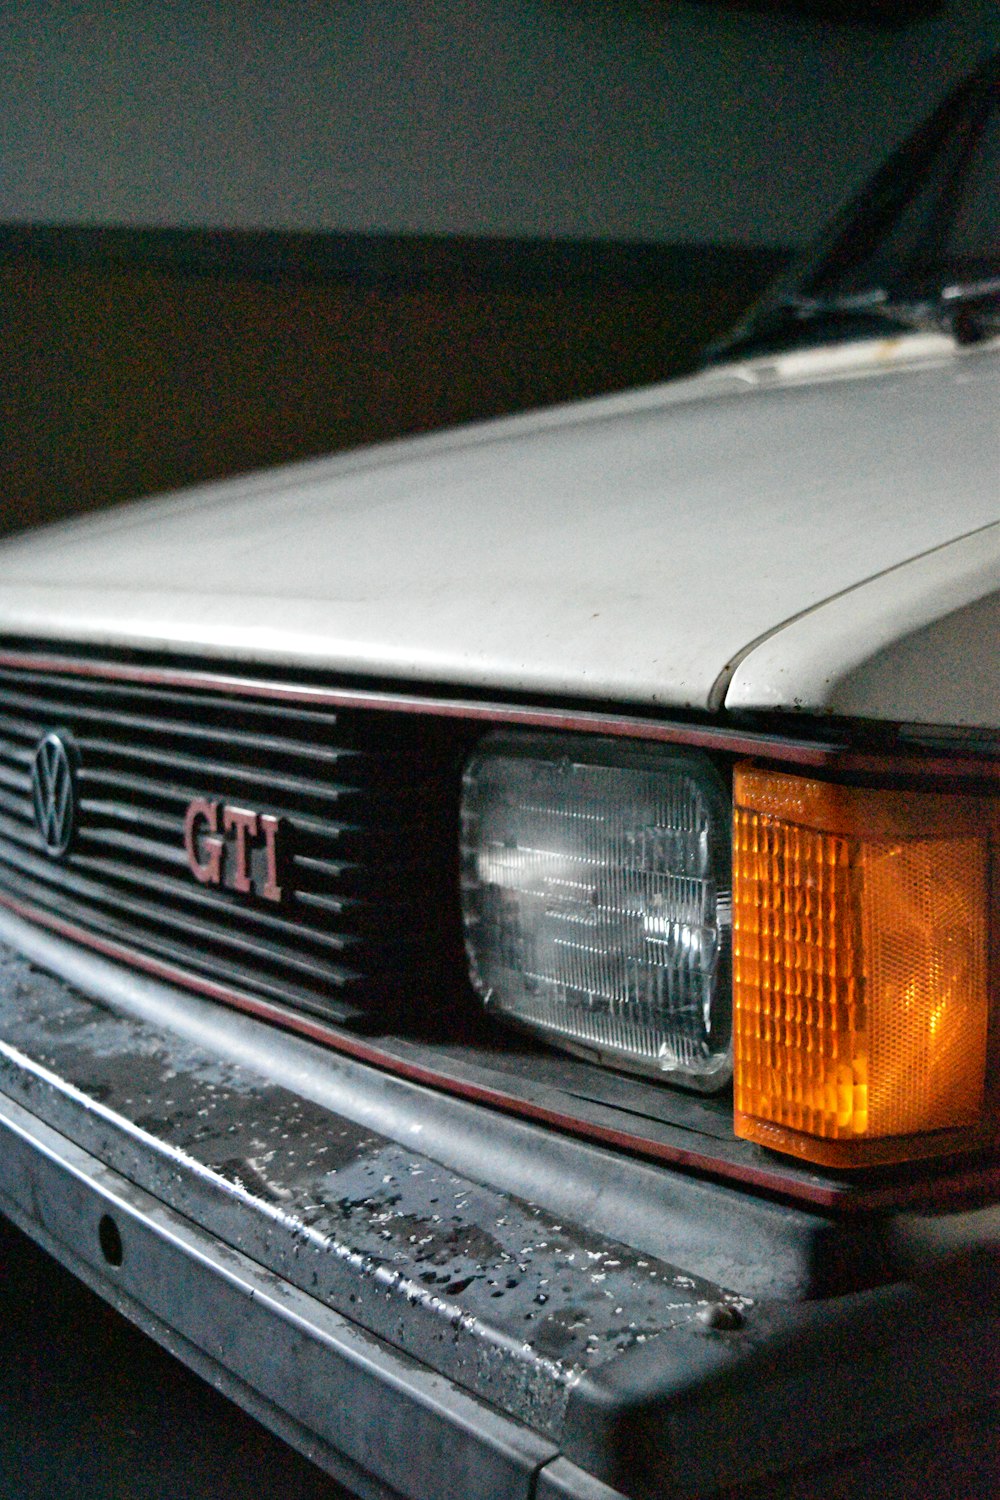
[184,799,284,904]
[31,731,78,858]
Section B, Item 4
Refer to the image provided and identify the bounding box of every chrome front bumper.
[0,909,997,1500]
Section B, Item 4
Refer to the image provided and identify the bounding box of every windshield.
[710,54,999,361]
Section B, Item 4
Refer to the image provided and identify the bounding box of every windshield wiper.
[785,286,935,334]
[707,290,916,360]
[786,288,901,319]
[939,277,1000,341]
[714,280,1000,362]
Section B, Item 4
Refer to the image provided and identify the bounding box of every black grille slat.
[0,750,31,779]
[0,763,28,794]
[0,808,364,963]
[78,766,355,842]
[83,793,359,878]
[81,798,186,837]
[82,825,191,869]
[76,738,359,807]
[73,853,362,955]
[0,786,32,824]
[0,862,360,1016]
[0,714,41,745]
[293,853,352,878]
[1,699,355,766]
[0,669,353,734]
[0,655,472,1026]
[0,832,362,990]
[295,889,353,915]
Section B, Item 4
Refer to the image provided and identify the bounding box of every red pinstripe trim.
[0,646,989,777]
[2,890,997,1213]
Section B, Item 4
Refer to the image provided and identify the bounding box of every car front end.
[0,58,997,1500]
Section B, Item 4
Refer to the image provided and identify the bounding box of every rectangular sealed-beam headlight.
[460,736,732,1091]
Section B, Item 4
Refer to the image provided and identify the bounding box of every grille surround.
[1,645,996,1209]
[0,656,471,1026]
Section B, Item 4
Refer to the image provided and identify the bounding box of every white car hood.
[1,337,997,723]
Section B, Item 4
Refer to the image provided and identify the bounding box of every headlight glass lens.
[460,736,732,1090]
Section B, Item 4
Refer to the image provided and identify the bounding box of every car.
[0,56,997,1500]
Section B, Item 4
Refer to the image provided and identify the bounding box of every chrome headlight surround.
[460,735,732,1092]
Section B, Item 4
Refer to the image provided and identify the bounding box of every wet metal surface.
[0,944,749,1437]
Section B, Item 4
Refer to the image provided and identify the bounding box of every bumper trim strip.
[0,1087,556,1500]
[4,889,997,1214]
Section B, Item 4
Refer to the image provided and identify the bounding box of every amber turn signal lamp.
[732,763,993,1167]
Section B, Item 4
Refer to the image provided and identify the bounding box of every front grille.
[0,657,471,1025]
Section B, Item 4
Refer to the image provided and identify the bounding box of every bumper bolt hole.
[98,1214,123,1267]
[697,1301,744,1332]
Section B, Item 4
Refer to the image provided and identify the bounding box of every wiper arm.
[782,288,932,330]
[785,288,896,317]
[940,277,1000,342]
[768,280,1000,346]
[705,289,914,362]
[941,275,1000,304]
[707,278,999,365]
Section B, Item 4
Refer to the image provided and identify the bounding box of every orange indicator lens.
[732,764,992,1167]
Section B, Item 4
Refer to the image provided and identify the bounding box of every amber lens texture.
[732,765,991,1166]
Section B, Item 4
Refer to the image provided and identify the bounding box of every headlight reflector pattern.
[461,737,732,1090]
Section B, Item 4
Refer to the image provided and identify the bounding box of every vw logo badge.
[31,732,78,858]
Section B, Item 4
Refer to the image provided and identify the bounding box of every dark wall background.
[3,1,994,245]
[0,232,783,539]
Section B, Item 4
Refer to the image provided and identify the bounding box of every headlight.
[460,736,732,1091]
[462,733,997,1172]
